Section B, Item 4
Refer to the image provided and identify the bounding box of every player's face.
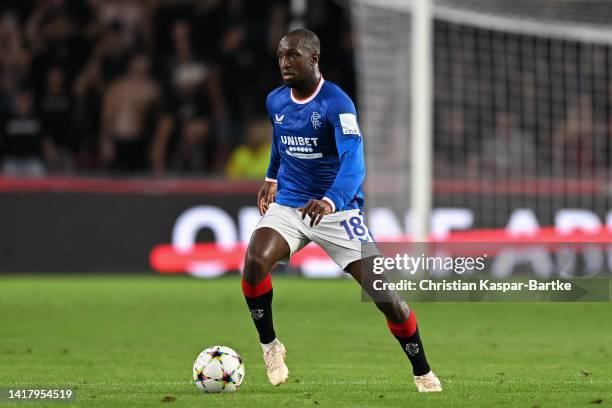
[277,37,313,87]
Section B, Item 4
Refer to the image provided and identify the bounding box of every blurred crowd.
[0,0,354,178]
[433,19,612,180]
[5,0,606,183]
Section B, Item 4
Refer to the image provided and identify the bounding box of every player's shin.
[387,310,431,376]
[242,274,276,344]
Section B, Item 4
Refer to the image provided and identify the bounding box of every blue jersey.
[265,78,365,212]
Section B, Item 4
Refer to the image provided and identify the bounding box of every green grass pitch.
[1,275,611,407]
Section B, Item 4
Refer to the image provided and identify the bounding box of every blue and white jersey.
[265,77,365,212]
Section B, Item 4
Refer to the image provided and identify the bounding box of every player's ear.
[311,52,320,66]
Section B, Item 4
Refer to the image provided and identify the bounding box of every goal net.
[351,0,612,240]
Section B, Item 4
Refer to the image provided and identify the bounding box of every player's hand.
[257,181,277,215]
[298,199,333,227]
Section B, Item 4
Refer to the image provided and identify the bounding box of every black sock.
[393,327,430,376]
[242,276,276,344]
[387,313,431,376]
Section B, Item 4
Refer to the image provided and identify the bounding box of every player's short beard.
[282,76,299,88]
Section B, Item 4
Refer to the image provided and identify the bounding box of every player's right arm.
[258,137,279,215]
[257,180,277,216]
[259,95,280,215]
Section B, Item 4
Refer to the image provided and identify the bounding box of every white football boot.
[414,371,442,392]
[263,339,289,385]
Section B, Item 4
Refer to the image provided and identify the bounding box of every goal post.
[409,0,433,242]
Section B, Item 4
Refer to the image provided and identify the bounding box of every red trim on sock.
[387,310,417,338]
[242,274,272,298]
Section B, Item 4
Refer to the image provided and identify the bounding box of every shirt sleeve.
[323,95,365,211]
[265,95,280,181]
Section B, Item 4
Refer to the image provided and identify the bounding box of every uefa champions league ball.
[193,346,245,393]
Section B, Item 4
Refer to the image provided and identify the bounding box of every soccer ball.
[193,346,245,393]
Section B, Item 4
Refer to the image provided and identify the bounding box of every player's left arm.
[300,95,365,227]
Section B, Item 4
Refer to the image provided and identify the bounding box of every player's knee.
[243,252,270,284]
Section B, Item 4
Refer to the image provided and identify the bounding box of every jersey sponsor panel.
[280,135,319,146]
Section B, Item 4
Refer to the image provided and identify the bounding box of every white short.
[254,203,376,270]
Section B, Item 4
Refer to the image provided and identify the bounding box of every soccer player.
[241,28,442,393]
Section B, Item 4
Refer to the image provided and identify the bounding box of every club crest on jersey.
[405,343,420,356]
[274,113,284,124]
[311,111,322,129]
